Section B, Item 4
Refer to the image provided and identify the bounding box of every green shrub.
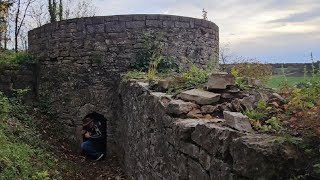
[265,117,282,131]
[0,50,35,64]
[244,109,265,120]
[8,88,33,126]
[0,92,11,119]
[230,62,273,82]
[122,71,147,81]
[132,33,180,74]
[157,57,180,73]
[182,65,209,87]
[257,100,267,111]
[166,65,210,95]
[314,164,320,175]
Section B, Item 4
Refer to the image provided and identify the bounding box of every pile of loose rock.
[151,72,284,133]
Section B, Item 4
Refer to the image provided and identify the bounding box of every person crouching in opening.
[81,117,105,161]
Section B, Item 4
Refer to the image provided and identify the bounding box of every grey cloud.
[268,6,320,24]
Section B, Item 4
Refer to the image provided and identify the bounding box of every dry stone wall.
[28,14,219,155]
[0,64,37,101]
[117,80,308,180]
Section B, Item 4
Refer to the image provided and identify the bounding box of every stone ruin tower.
[28,14,219,155]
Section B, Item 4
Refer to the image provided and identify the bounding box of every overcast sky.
[93,0,319,63]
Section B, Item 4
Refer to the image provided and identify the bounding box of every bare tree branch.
[14,0,34,52]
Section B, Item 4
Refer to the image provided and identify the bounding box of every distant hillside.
[221,61,320,77]
[269,61,320,76]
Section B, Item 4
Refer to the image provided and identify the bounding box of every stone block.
[163,21,175,28]
[209,158,233,180]
[191,123,244,157]
[17,75,34,82]
[221,93,233,99]
[146,15,160,20]
[175,21,190,28]
[200,105,218,114]
[199,149,211,170]
[118,15,133,21]
[239,96,255,110]
[188,159,210,180]
[146,20,162,27]
[206,73,235,90]
[178,89,220,105]
[177,153,188,179]
[230,135,305,179]
[132,15,146,21]
[104,16,119,21]
[186,109,204,119]
[105,21,125,32]
[157,77,174,91]
[179,143,200,159]
[0,75,11,83]
[231,99,242,112]
[223,111,252,132]
[173,118,210,141]
[166,100,199,115]
[125,21,145,28]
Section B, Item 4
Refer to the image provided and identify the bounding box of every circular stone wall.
[28,14,219,155]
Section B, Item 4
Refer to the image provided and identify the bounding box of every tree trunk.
[15,0,21,52]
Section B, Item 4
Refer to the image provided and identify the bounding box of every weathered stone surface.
[199,149,211,170]
[201,105,218,114]
[177,153,188,179]
[137,82,149,89]
[150,92,168,98]
[187,109,204,118]
[231,99,242,112]
[179,143,200,159]
[178,89,221,105]
[225,85,240,93]
[206,73,235,90]
[209,158,233,180]
[173,118,211,142]
[221,93,233,99]
[191,123,244,157]
[270,92,285,102]
[223,111,252,132]
[218,103,232,112]
[157,77,175,91]
[188,159,210,180]
[239,96,255,110]
[230,135,306,179]
[0,64,36,102]
[166,100,199,115]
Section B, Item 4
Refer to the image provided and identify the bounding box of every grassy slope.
[266,75,309,89]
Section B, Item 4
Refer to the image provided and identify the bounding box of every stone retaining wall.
[0,64,37,101]
[117,80,307,180]
[28,14,219,155]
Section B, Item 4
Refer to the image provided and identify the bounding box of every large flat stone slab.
[223,111,252,132]
[206,73,235,90]
[178,89,221,105]
[166,100,199,115]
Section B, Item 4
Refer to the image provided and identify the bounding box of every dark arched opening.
[82,112,107,156]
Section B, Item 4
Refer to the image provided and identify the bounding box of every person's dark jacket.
[83,120,106,143]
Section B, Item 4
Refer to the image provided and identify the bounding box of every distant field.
[266,75,308,89]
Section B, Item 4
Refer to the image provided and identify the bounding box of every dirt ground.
[34,111,126,180]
